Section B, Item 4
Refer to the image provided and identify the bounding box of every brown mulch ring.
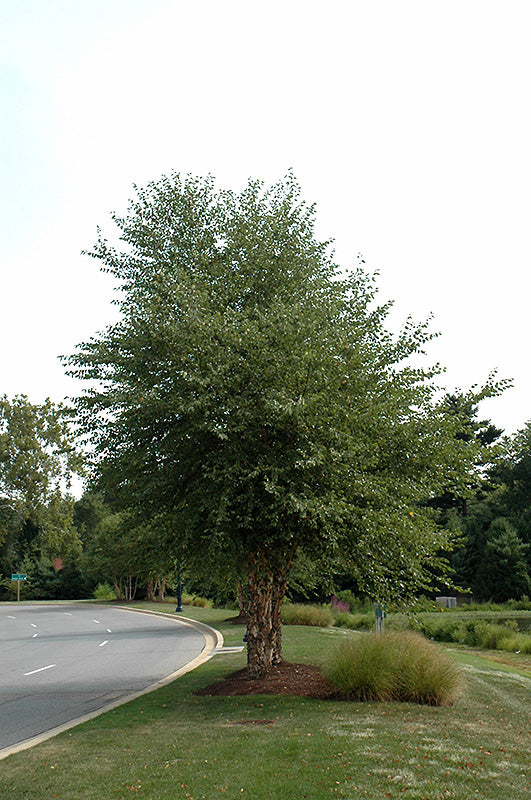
[194,661,338,700]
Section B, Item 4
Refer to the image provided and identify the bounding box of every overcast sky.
[1,0,530,437]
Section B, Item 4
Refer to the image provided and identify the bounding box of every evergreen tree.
[473,517,530,602]
[493,422,531,569]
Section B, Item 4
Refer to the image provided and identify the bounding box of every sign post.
[374,602,386,633]
[11,574,27,602]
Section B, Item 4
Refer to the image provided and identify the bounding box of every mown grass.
[2,602,530,800]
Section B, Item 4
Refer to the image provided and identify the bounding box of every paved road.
[0,604,207,751]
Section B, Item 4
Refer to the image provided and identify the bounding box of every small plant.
[181,593,212,608]
[325,631,463,705]
[414,616,467,643]
[93,582,116,600]
[330,595,350,613]
[333,590,373,614]
[281,602,334,627]
[508,595,531,610]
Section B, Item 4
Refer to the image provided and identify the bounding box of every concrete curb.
[0,606,223,761]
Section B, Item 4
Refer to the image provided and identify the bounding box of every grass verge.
[1,602,530,800]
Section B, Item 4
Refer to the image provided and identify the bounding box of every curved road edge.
[0,607,223,761]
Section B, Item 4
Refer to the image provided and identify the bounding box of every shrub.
[330,596,350,614]
[93,582,116,600]
[325,632,463,706]
[181,593,212,608]
[333,591,373,614]
[466,622,513,650]
[414,616,466,643]
[507,595,531,611]
[281,602,334,627]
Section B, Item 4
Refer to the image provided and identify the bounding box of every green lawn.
[2,602,530,800]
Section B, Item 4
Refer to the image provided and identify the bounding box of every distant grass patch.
[325,631,463,705]
[450,597,531,612]
[332,610,373,630]
[414,614,531,654]
[281,602,333,627]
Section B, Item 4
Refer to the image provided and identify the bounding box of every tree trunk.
[146,577,155,601]
[244,545,298,679]
[244,554,295,678]
[124,575,137,601]
[271,575,287,666]
[245,555,274,679]
[113,577,124,600]
[271,547,297,665]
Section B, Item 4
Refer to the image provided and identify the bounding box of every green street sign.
[11,574,27,581]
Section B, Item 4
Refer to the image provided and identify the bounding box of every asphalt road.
[0,603,207,751]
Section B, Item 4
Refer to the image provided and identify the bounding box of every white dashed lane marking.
[24,664,56,676]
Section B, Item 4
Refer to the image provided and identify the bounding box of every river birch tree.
[66,172,504,677]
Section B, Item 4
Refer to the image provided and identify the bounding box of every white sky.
[1,0,530,437]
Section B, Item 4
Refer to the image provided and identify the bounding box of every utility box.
[436,596,457,608]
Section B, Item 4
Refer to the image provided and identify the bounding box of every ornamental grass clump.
[281,602,334,627]
[325,631,463,706]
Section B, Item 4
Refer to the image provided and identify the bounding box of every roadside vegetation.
[1,602,529,800]
[280,598,531,656]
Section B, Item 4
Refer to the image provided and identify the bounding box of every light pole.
[175,562,183,612]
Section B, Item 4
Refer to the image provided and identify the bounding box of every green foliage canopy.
[0,395,83,571]
[474,517,530,602]
[66,172,504,675]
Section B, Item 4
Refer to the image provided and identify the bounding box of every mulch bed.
[194,661,338,699]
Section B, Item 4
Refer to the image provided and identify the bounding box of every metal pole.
[175,562,183,612]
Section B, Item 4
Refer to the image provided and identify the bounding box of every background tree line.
[443,417,531,603]
[2,397,530,606]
